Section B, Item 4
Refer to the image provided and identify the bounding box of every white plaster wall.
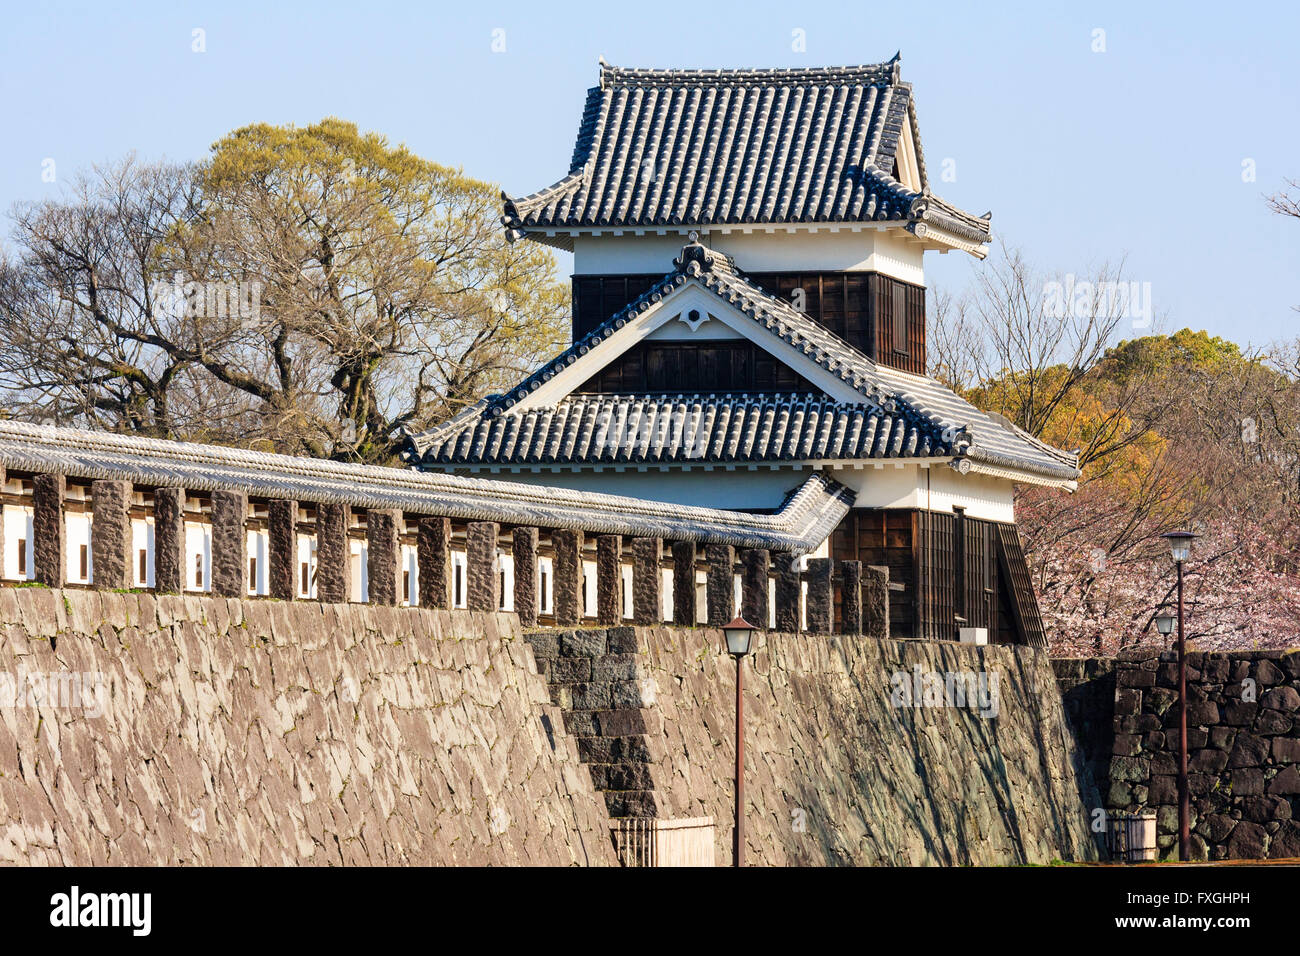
[3,505,34,581]
[452,462,1015,522]
[829,465,1015,523]
[401,544,418,606]
[582,559,597,619]
[453,467,810,511]
[660,567,673,623]
[498,551,514,613]
[131,518,154,588]
[66,512,91,584]
[246,530,268,596]
[451,551,467,609]
[184,522,211,592]
[572,228,925,284]
[646,315,744,341]
[537,555,554,616]
[349,539,367,603]
[297,535,317,598]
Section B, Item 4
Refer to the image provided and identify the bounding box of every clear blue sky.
[2,0,1297,347]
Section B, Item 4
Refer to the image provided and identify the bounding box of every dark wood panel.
[960,514,998,634]
[830,507,1040,645]
[916,510,956,641]
[996,523,1047,648]
[570,271,926,373]
[577,340,818,394]
[868,274,927,375]
[830,508,917,639]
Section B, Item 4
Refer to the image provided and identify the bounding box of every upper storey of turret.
[500,57,992,257]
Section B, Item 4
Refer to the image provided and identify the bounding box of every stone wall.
[0,588,616,866]
[529,625,1102,865]
[1107,647,1300,860]
[1052,657,1116,805]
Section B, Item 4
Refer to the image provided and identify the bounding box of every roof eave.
[956,451,1081,489]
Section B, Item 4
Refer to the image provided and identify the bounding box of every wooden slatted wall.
[995,523,1047,648]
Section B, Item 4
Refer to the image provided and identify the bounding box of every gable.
[405,239,1080,487]
[893,113,924,193]
[510,270,869,411]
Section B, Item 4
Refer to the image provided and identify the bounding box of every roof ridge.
[597,59,903,90]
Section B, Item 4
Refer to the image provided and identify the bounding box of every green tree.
[171,117,568,460]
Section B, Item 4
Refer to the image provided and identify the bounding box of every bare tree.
[930,242,1173,470]
[1267,177,1300,220]
[0,121,570,461]
[0,158,221,436]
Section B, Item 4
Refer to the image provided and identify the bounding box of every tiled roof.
[405,239,1080,484]
[0,420,852,553]
[501,58,992,243]
[413,393,951,467]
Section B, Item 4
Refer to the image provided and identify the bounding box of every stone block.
[805,558,833,634]
[32,473,65,587]
[1229,733,1269,768]
[1241,795,1291,824]
[1230,769,1265,795]
[524,632,559,659]
[1267,766,1300,795]
[560,629,606,658]
[465,521,499,612]
[315,502,350,603]
[153,487,185,594]
[1262,686,1300,712]
[367,509,402,606]
[671,541,697,626]
[1225,821,1267,859]
[739,548,769,628]
[1271,737,1300,763]
[1255,710,1293,735]
[839,560,862,635]
[209,489,248,597]
[591,654,638,682]
[863,565,890,639]
[1189,748,1228,774]
[631,538,662,626]
[606,628,638,654]
[551,529,583,626]
[596,535,622,625]
[772,551,801,632]
[598,709,647,737]
[705,544,735,626]
[90,479,132,590]
[266,498,298,601]
[512,526,539,626]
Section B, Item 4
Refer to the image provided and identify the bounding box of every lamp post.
[723,615,756,868]
[1159,529,1198,862]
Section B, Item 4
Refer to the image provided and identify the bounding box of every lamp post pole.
[734,651,745,868]
[722,615,755,868]
[1161,529,1196,863]
[1177,557,1189,862]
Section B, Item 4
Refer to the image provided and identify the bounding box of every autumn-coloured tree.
[935,243,1300,655]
